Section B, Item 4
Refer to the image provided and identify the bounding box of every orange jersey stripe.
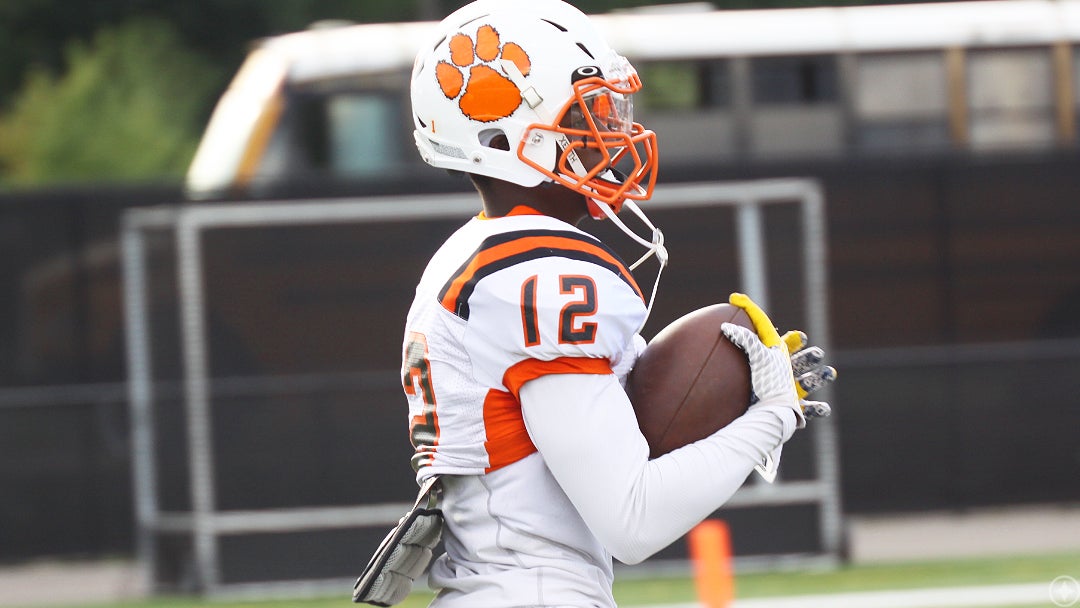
[482,388,537,473]
[483,356,613,473]
[439,230,643,319]
[503,356,613,400]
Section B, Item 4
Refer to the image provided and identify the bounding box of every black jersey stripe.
[438,230,641,320]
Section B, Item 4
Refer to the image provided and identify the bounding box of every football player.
[354,0,833,606]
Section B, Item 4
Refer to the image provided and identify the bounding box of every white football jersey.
[401,206,647,606]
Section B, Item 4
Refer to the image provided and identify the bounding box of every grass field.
[38,551,1079,608]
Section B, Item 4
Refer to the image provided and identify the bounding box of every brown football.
[626,303,754,458]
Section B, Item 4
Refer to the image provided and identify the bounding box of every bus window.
[967,48,1055,151]
[853,53,949,153]
[245,94,315,187]
[255,90,409,188]
[637,61,707,110]
[327,94,403,176]
[751,55,838,105]
[636,60,738,163]
[748,55,843,159]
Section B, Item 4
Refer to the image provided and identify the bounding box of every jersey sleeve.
[520,372,798,564]
[461,253,647,394]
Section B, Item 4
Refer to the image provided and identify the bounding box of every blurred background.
[1,0,1079,604]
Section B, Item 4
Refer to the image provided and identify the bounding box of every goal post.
[121,178,840,597]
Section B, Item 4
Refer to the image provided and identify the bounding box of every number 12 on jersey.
[520,274,598,347]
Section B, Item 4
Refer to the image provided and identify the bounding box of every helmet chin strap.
[503,59,667,332]
[590,195,668,333]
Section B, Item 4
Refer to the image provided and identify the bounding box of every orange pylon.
[688,519,734,608]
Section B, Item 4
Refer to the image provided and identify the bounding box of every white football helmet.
[411,0,658,215]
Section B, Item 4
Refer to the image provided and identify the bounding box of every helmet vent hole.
[576,43,595,59]
[541,19,568,32]
[458,14,488,28]
[417,115,428,129]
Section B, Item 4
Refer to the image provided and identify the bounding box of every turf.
[734,552,1079,596]
[31,551,1080,608]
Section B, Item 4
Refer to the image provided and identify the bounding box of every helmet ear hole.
[479,128,510,151]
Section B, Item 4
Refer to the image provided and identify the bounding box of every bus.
[186,0,1080,197]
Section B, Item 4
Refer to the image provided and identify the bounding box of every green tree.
[0,18,222,186]
[0,0,431,113]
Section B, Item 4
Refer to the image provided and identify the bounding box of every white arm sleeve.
[520,372,797,565]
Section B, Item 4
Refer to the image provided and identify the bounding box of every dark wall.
[1,152,1079,563]
[0,185,180,560]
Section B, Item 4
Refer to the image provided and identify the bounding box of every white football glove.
[722,293,839,482]
[782,330,837,419]
[720,319,797,483]
[721,293,803,427]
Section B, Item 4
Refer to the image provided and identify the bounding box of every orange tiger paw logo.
[436,25,532,123]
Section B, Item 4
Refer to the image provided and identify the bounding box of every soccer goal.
[121,178,840,598]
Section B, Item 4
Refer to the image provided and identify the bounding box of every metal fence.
[119,179,841,596]
[3,153,1080,579]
